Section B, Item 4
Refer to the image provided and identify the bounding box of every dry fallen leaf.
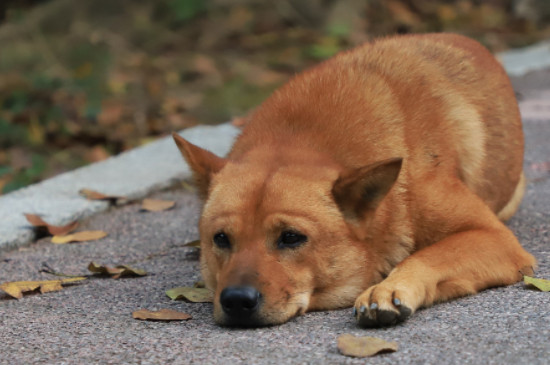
[88,262,147,279]
[140,198,176,212]
[24,213,79,236]
[337,334,398,358]
[184,239,201,248]
[524,275,550,292]
[193,280,206,288]
[231,116,248,127]
[51,231,108,244]
[166,287,213,302]
[132,308,191,321]
[79,188,128,204]
[0,277,86,299]
[180,180,196,193]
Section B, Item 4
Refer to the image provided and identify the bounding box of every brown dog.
[173,33,536,327]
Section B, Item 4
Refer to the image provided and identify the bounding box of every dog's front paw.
[353,281,414,328]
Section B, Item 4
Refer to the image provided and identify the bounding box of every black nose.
[220,286,261,320]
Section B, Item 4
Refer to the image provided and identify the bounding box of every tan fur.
[173,33,536,327]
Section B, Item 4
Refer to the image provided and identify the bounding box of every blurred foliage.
[0,0,549,194]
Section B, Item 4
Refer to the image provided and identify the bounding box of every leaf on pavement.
[0,277,86,299]
[337,334,398,358]
[88,262,147,279]
[524,275,550,292]
[140,198,176,212]
[166,287,213,302]
[79,188,128,205]
[24,213,79,236]
[180,180,196,193]
[51,231,108,244]
[193,280,205,288]
[184,239,201,248]
[132,308,191,321]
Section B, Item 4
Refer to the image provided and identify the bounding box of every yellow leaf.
[524,276,550,292]
[0,277,86,299]
[39,281,63,294]
[132,308,191,321]
[180,180,196,193]
[140,198,176,212]
[337,334,398,358]
[166,287,213,302]
[51,231,107,244]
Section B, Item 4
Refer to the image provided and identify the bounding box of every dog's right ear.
[172,133,227,199]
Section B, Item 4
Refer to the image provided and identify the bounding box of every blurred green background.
[0,0,549,194]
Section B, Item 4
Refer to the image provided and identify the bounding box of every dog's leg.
[354,182,536,328]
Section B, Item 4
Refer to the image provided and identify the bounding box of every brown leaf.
[337,334,398,358]
[231,116,248,127]
[184,239,201,248]
[0,277,86,299]
[85,146,111,163]
[88,262,147,279]
[166,287,213,302]
[51,231,108,244]
[79,188,128,205]
[132,308,191,321]
[140,198,176,212]
[24,213,79,236]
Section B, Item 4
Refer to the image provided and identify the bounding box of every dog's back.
[231,33,523,217]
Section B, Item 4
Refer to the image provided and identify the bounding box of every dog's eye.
[213,232,231,249]
[277,230,307,249]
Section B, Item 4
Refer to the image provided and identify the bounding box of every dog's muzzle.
[220,285,262,325]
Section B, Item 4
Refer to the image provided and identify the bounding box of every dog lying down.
[172,33,536,327]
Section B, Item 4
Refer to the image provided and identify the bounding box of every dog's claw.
[354,292,412,328]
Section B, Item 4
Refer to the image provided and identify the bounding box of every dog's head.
[173,133,402,326]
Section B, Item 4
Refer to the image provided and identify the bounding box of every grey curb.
[0,123,240,252]
[1,40,549,253]
[497,40,550,77]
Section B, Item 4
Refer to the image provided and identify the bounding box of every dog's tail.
[497,172,526,222]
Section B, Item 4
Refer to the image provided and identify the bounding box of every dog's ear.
[172,132,227,199]
[332,157,403,221]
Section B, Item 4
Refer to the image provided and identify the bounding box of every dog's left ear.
[172,132,227,199]
[332,157,403,221]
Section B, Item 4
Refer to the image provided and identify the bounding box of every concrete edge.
[1,39,549,253]
[497,40,550,77]
[0,123,240,253]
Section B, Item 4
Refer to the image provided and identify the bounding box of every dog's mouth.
[215,285,310,327]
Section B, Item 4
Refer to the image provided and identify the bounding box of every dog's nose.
[220,286,261,319]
